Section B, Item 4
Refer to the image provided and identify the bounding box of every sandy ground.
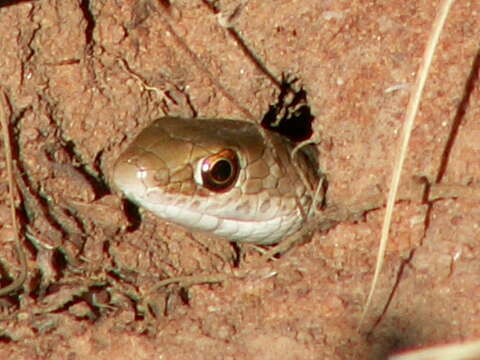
[0,0,479,359]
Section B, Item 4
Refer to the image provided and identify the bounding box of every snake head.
[112,117,319,245]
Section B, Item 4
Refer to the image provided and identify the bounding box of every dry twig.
[0,89,27,296]
[359,0,456,329]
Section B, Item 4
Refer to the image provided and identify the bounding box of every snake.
[112,117,321,245]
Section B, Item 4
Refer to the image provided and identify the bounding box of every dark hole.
[178,287,191,305]
[0,334,13,343]
[123,199,142,232]
[261,78,314,142]
[51,248,68,275]
[0,0,33,7]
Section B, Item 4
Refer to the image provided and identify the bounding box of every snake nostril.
[200,149,239,192]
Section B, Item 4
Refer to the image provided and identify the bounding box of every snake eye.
[200,149,239,192]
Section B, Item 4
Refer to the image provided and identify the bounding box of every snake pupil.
[211,160,232,183]
[201,149,239,192]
